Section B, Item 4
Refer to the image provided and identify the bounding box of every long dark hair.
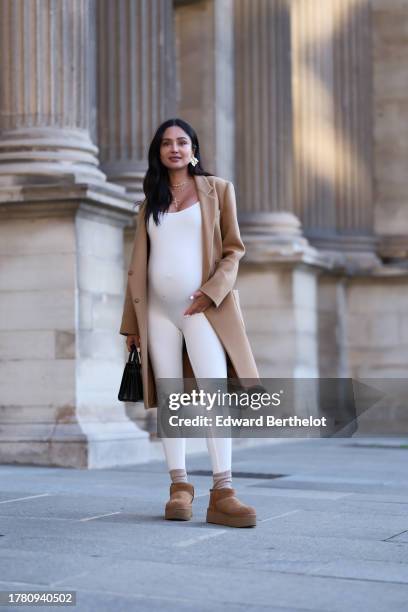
[140,118,213,228]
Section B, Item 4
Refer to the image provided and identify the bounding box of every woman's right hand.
[126,334,140,351]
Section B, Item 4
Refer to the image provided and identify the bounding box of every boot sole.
[206,509,256,528]
[165,507,192,521]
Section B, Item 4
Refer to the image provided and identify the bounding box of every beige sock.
[212,469,233,489]
[169,468,188,484]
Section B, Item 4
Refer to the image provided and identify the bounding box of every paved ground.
[0,436,407,611]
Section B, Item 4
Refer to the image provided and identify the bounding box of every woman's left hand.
[183,290,214,316]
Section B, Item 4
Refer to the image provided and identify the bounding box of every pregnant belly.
[148,258,202,302]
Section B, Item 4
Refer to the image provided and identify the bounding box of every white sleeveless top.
[147,202,203,302]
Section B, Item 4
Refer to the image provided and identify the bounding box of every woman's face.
[160,126,194,171]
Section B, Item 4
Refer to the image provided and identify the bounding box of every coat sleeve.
[119,279,139,337]
[199,181,246,308]
[119,203,145,337]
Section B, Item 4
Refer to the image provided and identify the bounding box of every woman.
[120,118,260,528]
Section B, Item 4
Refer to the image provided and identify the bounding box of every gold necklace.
[170,179,191,188]
[169,178,193,210]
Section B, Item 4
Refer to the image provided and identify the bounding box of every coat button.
[134,298,140,303]
[128,270,134,275]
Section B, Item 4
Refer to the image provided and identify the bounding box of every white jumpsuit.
[147,201,231,474]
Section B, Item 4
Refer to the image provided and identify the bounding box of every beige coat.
[119,174,260,409]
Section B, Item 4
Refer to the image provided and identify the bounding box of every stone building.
[0,0,407,467]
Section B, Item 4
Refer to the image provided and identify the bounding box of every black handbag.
[118,345,144,402]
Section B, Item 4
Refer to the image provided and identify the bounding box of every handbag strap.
[127,345,141,365]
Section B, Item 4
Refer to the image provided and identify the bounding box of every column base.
[100,165,146,200]
[377,235,408,262]
[306,233,382,272]
[240,211,330,268]
[0,128,109,187]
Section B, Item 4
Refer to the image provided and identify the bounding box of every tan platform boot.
[206,487,256,527]
[164,482,194,521]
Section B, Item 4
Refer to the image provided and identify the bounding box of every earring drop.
[190,155,199,167]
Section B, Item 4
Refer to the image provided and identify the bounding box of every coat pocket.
[232,289,246,329]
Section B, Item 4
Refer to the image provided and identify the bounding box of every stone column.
[96,0,176,196]
[0,0,105,185]
[372,0,408,261]
[291,0,337,240]
[0,0,155,468]
[333,0,377,261]
[233,0,320,258]
[234,0,292,217]
[290,0,379,267]
[232,0,324,383]
[174,0,234,181]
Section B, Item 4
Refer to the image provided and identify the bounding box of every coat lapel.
[194,174,218,284]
